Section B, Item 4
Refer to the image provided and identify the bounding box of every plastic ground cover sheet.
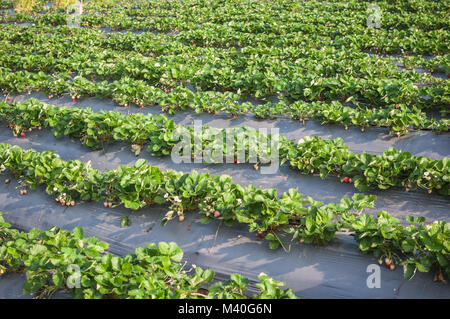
[0,94,449,299]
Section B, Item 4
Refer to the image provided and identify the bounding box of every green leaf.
[153,195,165,204]
[52,273,64,287]
[201,216,211,224]
[73,226,84,240]
[230,273,250,290]
[158,242,170,255]
[121,216,131,227]
[30,244,47,256]
[403,263,416,280]
[85,247,99,259]
[269,240,280,250]
[134,159,146,168]
[124,200,140,210]
[202,269,215,283]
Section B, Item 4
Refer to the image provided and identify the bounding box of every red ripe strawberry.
[385,263,391,269]
[61,202,65,206]
[72,97,76,102]
[378,52,381,56]
[214,211,220,218]
[234,159,237,164]
[52,23,55,26]
[139,104,143,108]
[7,97,11,101]
[20,132,25,138]
[344,177,350,183]
[6,125,9,128]
[214,111,217,115]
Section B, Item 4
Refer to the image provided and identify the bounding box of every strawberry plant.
[1,99,448,194]
[0,214,298,299]
[340,212,450,282]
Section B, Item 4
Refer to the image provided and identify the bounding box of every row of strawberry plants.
[0,215,297,299]
[84,0,450,31]
[1,67,449,134]
[2,20,448,61]
[341,212,449,282]
[0,99,448,194]
[2,27,447,112]
[2,30,437,93]
[0,142,379,246]
[261,100,449,135]
[4,0,449,55]
[2,46,441,92]
[0,144,448,282]
[3,21,447,79]
[22,9,449,45]
[0,62,443,116]
[12,0,450,27]
[7,1,447,35]
[400,54,450,75]
[1,22,447,108]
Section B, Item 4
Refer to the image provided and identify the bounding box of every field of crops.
[0,0,449,300]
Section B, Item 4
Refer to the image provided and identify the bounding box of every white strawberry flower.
[298,136,310,144]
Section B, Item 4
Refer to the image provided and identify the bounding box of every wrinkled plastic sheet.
[0,94,449,299]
